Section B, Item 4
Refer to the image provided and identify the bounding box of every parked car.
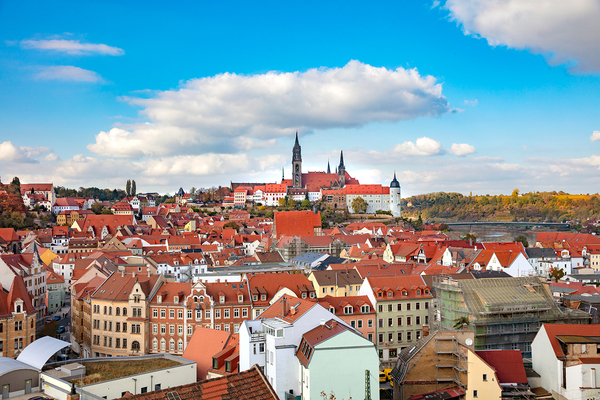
[45,318,53,324]
[53,315,61,321]
[57,326,65,334]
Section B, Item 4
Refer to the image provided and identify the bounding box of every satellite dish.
[465,338,473,346]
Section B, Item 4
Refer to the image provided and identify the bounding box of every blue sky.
[1,0,599,197]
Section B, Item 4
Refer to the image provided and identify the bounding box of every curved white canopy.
[17,336,70,370]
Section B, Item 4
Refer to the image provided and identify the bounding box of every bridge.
[445,221,570,228]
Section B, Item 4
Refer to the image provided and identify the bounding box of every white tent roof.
[17,336,70,370]
[0,358,37,376]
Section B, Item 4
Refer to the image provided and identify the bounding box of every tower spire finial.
[339,150,345,168]
[327,159,331,174]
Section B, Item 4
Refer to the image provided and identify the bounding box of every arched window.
[116,307,120,316]
[109,307,112,315]
[178,340,183,352]
[161,339,166,351]
[153,339,158,350]
[122,307,127,316]
[16,305,21,313]
[169,339,175,351]
[131,341,140,352]
[104,306,107,314]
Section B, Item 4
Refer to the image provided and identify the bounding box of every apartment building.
[90,272,163,357]
[0,276,37,358]
[359,275,433,362]
[0,253,47,321]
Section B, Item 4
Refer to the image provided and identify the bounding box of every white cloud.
[88,60,450,158]
[449,143,476,156]
[34,66,102,82]
[21,39,124,56]
[445,0,600,72]
[463,99,478,107]
[393,137,444,156]
[590,131,600,142]
[0,141,52,163]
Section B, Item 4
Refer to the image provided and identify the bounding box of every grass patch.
[70,358,181,385]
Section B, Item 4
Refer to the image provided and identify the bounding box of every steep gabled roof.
[476,350,528,384]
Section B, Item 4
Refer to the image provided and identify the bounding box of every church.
[231,132,402,217]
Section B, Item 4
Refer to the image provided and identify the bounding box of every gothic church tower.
[292,131,302,188]
[338,151,346,187]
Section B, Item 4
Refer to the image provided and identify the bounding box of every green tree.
[100,209,114,215]
[453,316,470,330]
[301,199,311,209]
[189,187,197,199]
[126,180,131,196]
[287,198,297,209]
[131,180,136,196]
[224,221,239,230]
[438,223,450,232]
[513,234,529,248]
[351,196,368,213]
[91,202,104,214]
[549,266,565,280]
[461,233,477,243]
[8,177,21,196]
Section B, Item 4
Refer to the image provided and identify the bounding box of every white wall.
[531,325,561,395]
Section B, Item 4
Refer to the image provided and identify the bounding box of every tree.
[278,198,287,207]
[126,180,131,196]
[438,223,450,232]
[100,209,114,215]
[91,202,104,214]
[512,188,520,197]
[131,180,136,196]
[189,187,197,199]
[549,266,565,281]
[461,233,477,243]
[301,199,311,209]
[513,234,529,248]
[8,176,21,196]
[287,198,297,209]
[223,221,239,230]
[351,196,368,214]
[453,316,470,330]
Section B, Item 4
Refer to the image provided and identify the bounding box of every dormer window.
[387,291,392,297]
[174,261,179,266]
[416,290,421,295]
[220,295,225,303]
[174,296,179,304]
[302,292,307,299]
[344,306,353,314]
[261,294,266,301]
[378,292,382,297]
[157,296,162,304]
[402,291,407,296]
[238,295,243,303]
[361,305,370,313]
[253,295,258,301]
[424,289,429,294]
[329,307,335,314]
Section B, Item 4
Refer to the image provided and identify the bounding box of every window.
[415,302,420,310]
[397,303,402,311]
[406,303,411,311]
[160,309,166,318]
[187,310,192,319]
[378,334,384,343]
[397,317,402,326]
[425,315,429,324]
[407,317,412,325]
[152,324,157,334]
[483,374,487,381]
[242,308,248,318]
[116,307,120,316]
[378,305,383,312]
[220,295,225,303]
[178,325,183,335]
[397,332,402,342]
[224,309,230,318]
[368,333,373,342]
[215,309,221,319]
[388,333,393,342]
[104,306,107,314]
[259,343,265,353]
[416,330,421,340]
[196,310,202,320]
[379,319,383,328]
[188,325,193,335]
[169,310,175,319]
[473,390,478,398]
[407,331,412,341]
[357,320,363,328]
[344,306,353,314]
[123,322,127,332]
[234,309,239,318]
[153,309,158,318]
[170,325,175,335]
[388,318,393,327]
[387,304,392,312]
[361,305,370,313]
[416,316,421,325]
[582,344,587,353]
[123,339,127,349]
[351,320,356,328]
[205,310,211,319]
[122,307,127,316]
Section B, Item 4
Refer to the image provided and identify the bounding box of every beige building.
[308,269,363,298]
[0,253,47,321]
[90,271,163,357]
[0,276,37,358]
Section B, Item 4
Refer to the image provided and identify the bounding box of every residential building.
[532,323,600,400]
[318,295,376,343]
[239,295,377,400]
[71,275,105,357]
[308,269,363,298]
[247,273,316,318]
[182,326,239,380]
[20,183,55,207]
[0,276,37,358]
[0,253,47,320]
[148,282,192,355]
[432,276,590,358]
[204,280,251,334]
[90,271,163,357]
[359,275,433,363]
[46,270,66,314]
[52,197,80,215]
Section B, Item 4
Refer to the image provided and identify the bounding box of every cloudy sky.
[1,0,599,197]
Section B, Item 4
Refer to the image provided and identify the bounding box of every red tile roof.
[182,327,239,380]
[122,364,277,400]
[247,273,315,308]
[541,323,600,359]
[366,275,431,300]
[476,350,528,384]
[274,210,321,237]
[259,295,316,322]
[297,319,355,367]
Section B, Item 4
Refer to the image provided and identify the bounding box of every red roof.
[6,275,36,315]
[297,319,355,367]
[182,327,238,380]
[476,350,528,384]
[259,295,316,322]
[20,183,53,194]
[124,364,277,400]
[541,323,600,359]
[274,210,321,237]
[366,275,431,300]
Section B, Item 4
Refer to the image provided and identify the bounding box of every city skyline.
[1,0,599,197]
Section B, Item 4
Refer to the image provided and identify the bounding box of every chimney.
[121,270,125,278]
[67,383,80,400]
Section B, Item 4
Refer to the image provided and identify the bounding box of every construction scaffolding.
[434,336,467,391]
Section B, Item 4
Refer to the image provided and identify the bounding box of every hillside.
[402,191,600,223]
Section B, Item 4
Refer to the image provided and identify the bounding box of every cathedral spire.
[294,130,299,147]
[339,150,345,169]
[327,159,331,174]
[282,167,284,181]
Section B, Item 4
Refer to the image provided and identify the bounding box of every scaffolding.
[434,336,467,391]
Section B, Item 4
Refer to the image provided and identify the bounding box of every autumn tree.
[301,199,311,209]
[453,316,470,330]
[278,198,287,207]
[223,221,240,230]
[549,266,565,280]
[351,196,368,213]
[91,202,104,214]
